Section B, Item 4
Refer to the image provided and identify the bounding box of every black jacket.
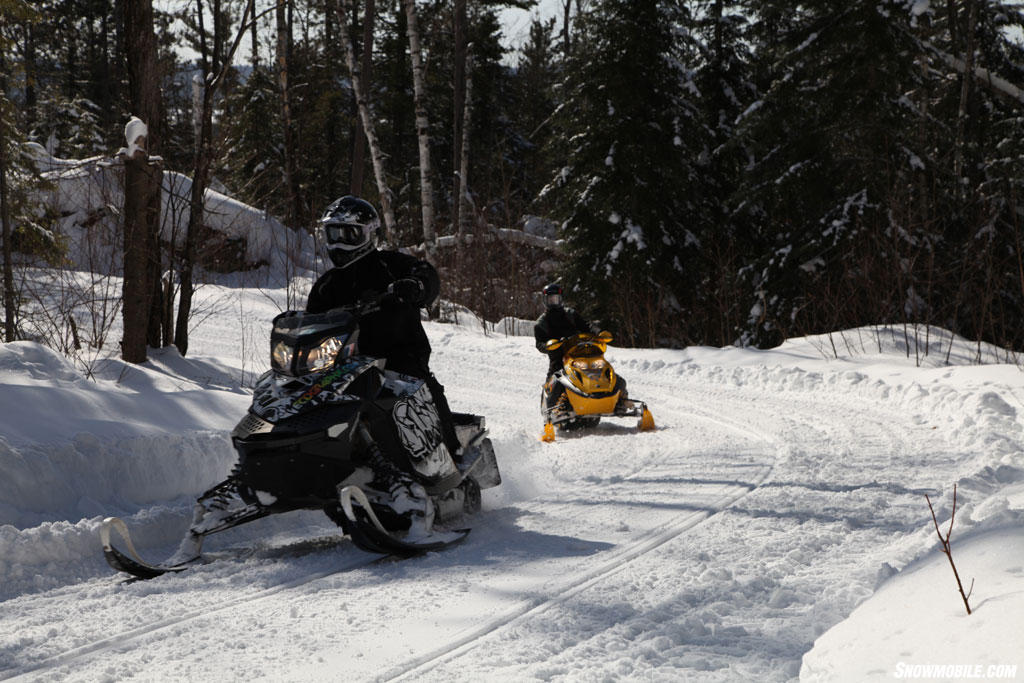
[534,305,591,376]
[306,250,439,377]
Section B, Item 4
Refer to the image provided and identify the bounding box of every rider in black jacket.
[307,243,439,379]
[534,283,593,379]
[534,283,600,417]
[307,196,459,533]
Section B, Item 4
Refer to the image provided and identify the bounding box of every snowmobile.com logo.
[893,663,1018,679]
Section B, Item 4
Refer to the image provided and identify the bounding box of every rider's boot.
[546,383,570,420]
[387,479,435,538]
[364,447,435,536]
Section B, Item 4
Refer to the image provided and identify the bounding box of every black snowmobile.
[101,301,501,578]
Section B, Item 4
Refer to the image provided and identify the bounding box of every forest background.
[2,0,1024,362]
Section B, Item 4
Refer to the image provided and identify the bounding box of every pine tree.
[734,0,934,346]
[221,66,287,216]
[508,16,561,208]
[734,0,1024,349]
[691,0,757,345]
[542,0,705,347]
[922,0,1024,348]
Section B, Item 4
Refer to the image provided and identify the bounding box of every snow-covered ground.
[1,278,1023,682]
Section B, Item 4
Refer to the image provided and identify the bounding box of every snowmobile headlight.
[303,335,347,374]
[572,359,605,370]
[271,340,294,372]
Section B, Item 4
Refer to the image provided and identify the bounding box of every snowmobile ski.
[100,517,199,579]
[338,485,470,557]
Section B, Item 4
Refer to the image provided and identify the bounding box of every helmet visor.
[324,222,367,248]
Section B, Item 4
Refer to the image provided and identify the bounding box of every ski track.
[379,404,777,682]
[389,368,944,682]
[0,550,390,682]
[0,370,777,683]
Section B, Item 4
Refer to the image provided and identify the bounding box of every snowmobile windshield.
[572,343,605,358]
[269,309,360,377]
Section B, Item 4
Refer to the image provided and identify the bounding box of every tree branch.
[925,484,973,615]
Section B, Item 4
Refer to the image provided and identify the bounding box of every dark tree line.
[544,0,1024,350]
[2,0,1024,356]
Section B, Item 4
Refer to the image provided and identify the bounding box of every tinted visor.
[324,221,366,247]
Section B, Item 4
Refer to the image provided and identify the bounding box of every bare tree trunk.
[277,0,303,226]
[250,0,259,66]
[174,0,253,356]
[952,0,978,199]
[401,0,436,261]
[561,0,571,58]
[123,152,163,362]
[1,132,15,343]
[212,0,224,74]
[349,0,374,196]
[335,0,396,242]
[454,50,473,296]
[457,51,473,243]
[451,0,466,235]
[123,0,165,362]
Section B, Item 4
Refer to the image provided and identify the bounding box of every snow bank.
[24,143,317,273]
[0,341,248,529]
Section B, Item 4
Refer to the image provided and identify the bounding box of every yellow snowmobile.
[540,331,655,442]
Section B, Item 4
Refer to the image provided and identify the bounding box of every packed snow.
[1,277,1023,682]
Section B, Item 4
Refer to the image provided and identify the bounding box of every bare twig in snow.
[925,484,973,615]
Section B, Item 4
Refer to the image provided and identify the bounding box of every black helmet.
[319,196,380,268]
[543,283,563,308]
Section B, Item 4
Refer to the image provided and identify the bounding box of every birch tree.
[335,0,396,242]
[451,0,467,236]
[1,111,14,343]
[401,0,436,261]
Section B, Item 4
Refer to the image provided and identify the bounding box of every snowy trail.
[409,365,952,681]
[2,549,388,683]
[2,297,1022,682]
[381,403,776,681]
[0,347,783,683]
[0,354,944,683]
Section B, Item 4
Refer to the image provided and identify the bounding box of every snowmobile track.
[0,551,390,683]
[377,400,778,682]
[380,466,772,682]
[378,383,913,681]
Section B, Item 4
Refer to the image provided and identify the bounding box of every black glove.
[386,277,426,306]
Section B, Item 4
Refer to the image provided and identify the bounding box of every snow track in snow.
[395,369,939,682]
[378,388,778,681]
[0,542,388,682]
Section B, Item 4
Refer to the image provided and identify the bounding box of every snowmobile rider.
[306,195,462,461]
[534,283,594,379]
[534,283,628,415]
[535,283,596,417]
